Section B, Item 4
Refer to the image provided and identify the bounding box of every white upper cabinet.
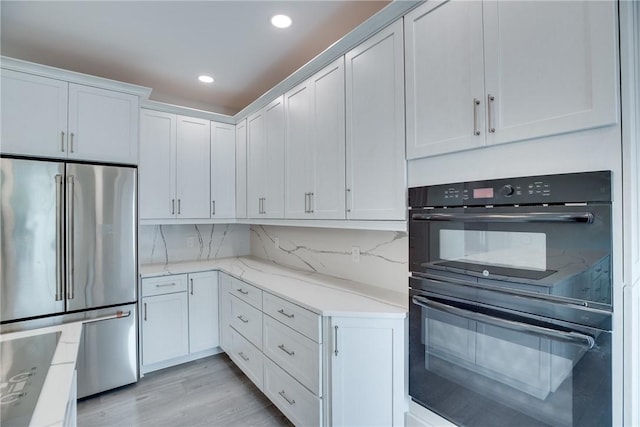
[67,83,139,164]
[1,69,139,164]
[210,121,236,219]
[139,109,177,220]
[247,96,285,219]
[176,115,211,219]
[235,119,248,219]
[405,0,619,159]
[285,58,346,220]
[345,19,406,220]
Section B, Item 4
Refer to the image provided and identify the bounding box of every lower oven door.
[409,289,611,427]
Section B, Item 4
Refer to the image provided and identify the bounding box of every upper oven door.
[409,203,612,308]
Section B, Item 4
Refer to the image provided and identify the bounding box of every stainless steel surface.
[488,94,495,133]
[278,390,296,405]
[76,303,138,398]
[412,295,595,349]
[65,163,136,312]
[82,309,131,324]
[60,131,65,152]
[70,132,75,153]
[66,174,75,301]
[278,344,295,356]
[277,309,294,319]
[1,158,66,321]
[412,212,595,223]
[55,174,64,302]
[473,98,481,136]
[334,325,339,356]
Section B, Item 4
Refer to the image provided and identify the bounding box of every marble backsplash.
[250,225,408,294]
[139,224,250,265]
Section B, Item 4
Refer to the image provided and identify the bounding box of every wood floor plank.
[77,353,293,427]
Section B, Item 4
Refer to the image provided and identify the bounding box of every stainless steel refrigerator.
[0,157,138,398]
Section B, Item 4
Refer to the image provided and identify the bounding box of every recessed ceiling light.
[198,75,214,84]
[271,14,292,29]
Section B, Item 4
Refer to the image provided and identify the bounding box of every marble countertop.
[0,321,82,427]
[140,256,407,318]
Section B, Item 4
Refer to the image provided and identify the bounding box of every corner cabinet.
[1,69,139,164]
[210,122,236,219]
[405,0,619,159]
[345,19,406,221]
[247,96,285,218]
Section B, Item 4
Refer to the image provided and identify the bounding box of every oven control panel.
[409,171,612,207]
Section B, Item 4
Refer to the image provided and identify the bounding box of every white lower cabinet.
[230,327,264,390]
[218,273,232,352]
[141,272,220,373]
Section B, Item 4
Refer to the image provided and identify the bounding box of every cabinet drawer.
[263,292,321,343]
[264,358,322,427]
[263,315,321,396]
[229,277,263,309]
[142,274,188,297]
[230,295,263,349]
[230,327,264,390]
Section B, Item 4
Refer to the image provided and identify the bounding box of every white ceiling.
[0,1,391,116]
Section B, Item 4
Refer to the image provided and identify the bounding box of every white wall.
[250,225,408,295]
[138,224,250,265]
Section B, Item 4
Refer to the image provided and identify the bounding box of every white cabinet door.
[264,96,285,218]
[346,20,406,220]
[405,1,486,158]
[139,109,177,220]
[483,0,618,146]
[218,273,232,352]
[247,110,266,218]
[176,115,210,219]
[142,292,189,366]
[235,119,248,219]
[188,271,220,354]
[0,70,68,159]
[68,83,139,164]
[330,316,405,427]
[210,121,236,218]
[311,57,346,219]
[285,80,313,219]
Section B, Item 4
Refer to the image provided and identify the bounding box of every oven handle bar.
[411,212,594,223]
[412,295,596,349]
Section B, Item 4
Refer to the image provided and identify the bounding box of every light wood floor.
[77,353,293,427]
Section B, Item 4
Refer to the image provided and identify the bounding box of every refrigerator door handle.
[66,175,75,300]
[55,174,64,301]
[82,310,132,324]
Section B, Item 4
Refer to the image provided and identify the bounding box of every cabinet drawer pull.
[156,282,176,288]
[238,351,250,362]
[278,390,296,405]
[277,308,295,319]
[488,94,496,133]
[334,325,339,356]
[278,344,295,356]
[60,131,65,152]
[473,98,481,136]
[237,288,249,295]
[237,315,249,323]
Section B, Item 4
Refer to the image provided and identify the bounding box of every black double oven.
[408,171,613,427]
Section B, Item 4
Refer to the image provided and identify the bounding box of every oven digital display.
[473,187,494,199]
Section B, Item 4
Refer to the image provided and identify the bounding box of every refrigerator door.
[0,158,66,322]
[65,163,136,311]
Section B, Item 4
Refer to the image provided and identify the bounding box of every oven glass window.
[440,229,547,271]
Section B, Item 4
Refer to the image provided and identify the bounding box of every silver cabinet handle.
[177,199,181,215]
[144,303,148,321]
[309,192,314,213]
[277,308,295,319]
[238,351,250,362]
[66,175,75,300]
[190,278,194,295]
[237,315,249,323]
[237,288,249,295]
[334,325,339,356]
[60,131,65,152]
[473,98,481,136]
[156,282,176,288]
[171,199,175,215]
[346,189,351,213]
[278,344,295,356]
[487,94,496,133]
[55,174,64,301]
[70,132,75,153]
[304,192,309,213]
[279,390,296,405]
[212,200,216,216]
